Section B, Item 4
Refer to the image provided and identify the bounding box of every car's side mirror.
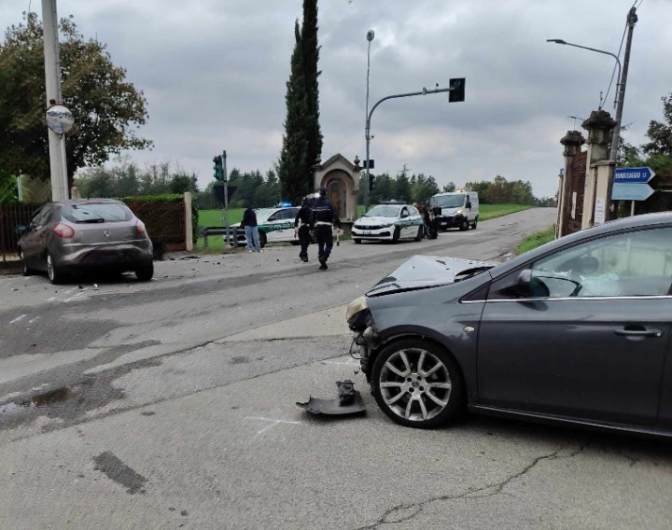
[502,269,533,298]
[466,202,472,209]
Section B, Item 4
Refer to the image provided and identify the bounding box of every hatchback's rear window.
[61,203,133,223]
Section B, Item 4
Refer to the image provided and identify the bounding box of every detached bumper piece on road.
[297,380,365,416]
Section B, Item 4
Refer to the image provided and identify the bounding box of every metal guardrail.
[199,226,241,248]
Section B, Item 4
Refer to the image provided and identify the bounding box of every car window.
[409,206,419,216]
[365,205,401,218]
[277,209,295,220]
[493,227,672,299]
[61,202,133,223]
[401,208,409,218]
[32,206,51,227]
[266,212,279,222]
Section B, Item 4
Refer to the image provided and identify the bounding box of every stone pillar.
[559,130,585,237]
[581,110,616,229]
[184,192,193,252]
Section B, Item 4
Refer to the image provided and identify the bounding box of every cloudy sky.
[2,0,671,197]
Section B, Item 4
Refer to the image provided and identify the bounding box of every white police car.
[352,203,424,244]
[227,206,300,248]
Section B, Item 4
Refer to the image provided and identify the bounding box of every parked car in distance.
[346,212,672,437]
[226,206,300,248]
[17,199,153,284]
[429,191,479,231]
[352,203,424,244]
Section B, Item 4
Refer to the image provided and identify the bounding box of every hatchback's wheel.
[46,253,65,284]
[392,227,400,243]
[19,250,33,276]
[372,339,465,429]
[472,217,478,229]
[135,262,154,281]
[354,238,362,244]
[259,231,267,248]
[414,226,423,242]
[459,219,469,231]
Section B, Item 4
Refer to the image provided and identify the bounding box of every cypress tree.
[277,1,322,204]
[278,21,309,202]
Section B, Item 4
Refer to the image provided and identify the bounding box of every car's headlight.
[456,209,463,216]
[345,296,368,321]
[381,223,394,228]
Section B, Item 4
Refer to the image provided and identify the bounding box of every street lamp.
[546,38,622,163]
[364,29,375,213]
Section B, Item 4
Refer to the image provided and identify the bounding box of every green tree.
[169,173,199,194]
[642,93,672,157]
[277,1,322,204]
[302,0,322,175]
[0,12,152,190]
[277,21,309,203]
[394,168,412,202]
[442,182,456,193]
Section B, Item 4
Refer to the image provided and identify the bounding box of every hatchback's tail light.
[135,220,146,234]
[53,223,75,238]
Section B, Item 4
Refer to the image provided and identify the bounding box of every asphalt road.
[2,207,671,530]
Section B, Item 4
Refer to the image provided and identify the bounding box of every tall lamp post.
[364,29,375,213]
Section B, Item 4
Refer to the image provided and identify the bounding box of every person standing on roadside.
[241,204,261,253]
[310,187,340,271]
[294,197,312,262]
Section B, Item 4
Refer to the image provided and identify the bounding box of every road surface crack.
[354,442,589,529]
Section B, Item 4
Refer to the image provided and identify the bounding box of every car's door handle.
[614,328,662,338]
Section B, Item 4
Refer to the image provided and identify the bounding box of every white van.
[429,191,479,231]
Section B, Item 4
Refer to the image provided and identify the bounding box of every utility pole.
[606,6,638,220]
[41,0,69,201]
[222,150,231,247]
[364,30,375,213]
[609,6,638,164]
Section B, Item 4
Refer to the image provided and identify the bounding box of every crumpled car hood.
[366,255,493,296]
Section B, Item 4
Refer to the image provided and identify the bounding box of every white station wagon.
[352,203,424,244]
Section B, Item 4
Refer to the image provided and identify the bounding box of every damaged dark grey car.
[347,213,672,436]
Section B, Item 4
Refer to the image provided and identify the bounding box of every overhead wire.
[601,19,627,109]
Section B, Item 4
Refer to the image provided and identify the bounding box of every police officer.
[310,187,340,271]
[294,196,312,262]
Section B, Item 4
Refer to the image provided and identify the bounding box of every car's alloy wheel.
[46,253,64,284]
[372,339,465,429]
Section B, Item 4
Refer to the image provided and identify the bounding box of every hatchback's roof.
[53,198,125,206]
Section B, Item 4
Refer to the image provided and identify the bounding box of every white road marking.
[29,316,40,324]
[10,314,27,324]
[322,358,360,366]
[245,417,302,439]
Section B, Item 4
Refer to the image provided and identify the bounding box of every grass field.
[479,204,532,221]
[516,225,556,254]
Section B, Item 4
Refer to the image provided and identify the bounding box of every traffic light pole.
[365,84,459,212]
[222,150,233,247]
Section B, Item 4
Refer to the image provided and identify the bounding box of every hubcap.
[379,348,451,422]
[47,255,54,281]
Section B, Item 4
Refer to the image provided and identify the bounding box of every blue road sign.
[612,182,655,201]
[614,167,655,185]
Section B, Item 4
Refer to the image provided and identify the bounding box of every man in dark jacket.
[294,197,312,262]
[310,187,340,270]
[241,205,261,252]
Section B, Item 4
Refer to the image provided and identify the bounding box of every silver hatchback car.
[17,199,153,284]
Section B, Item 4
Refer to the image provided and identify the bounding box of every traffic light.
[213,155,223,180]
[449,77,465,103]
[368,174,375,191]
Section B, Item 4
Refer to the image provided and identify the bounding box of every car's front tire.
[392,227,400,243]
[371,339,465,429]
[19,250,33,276]
[459,219,469,231]
[414,226,423,241]
[472,217,478,229]
[259,231,267,248]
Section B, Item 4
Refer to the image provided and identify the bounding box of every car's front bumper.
[437,214,465,228]
[351,226,394,240]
